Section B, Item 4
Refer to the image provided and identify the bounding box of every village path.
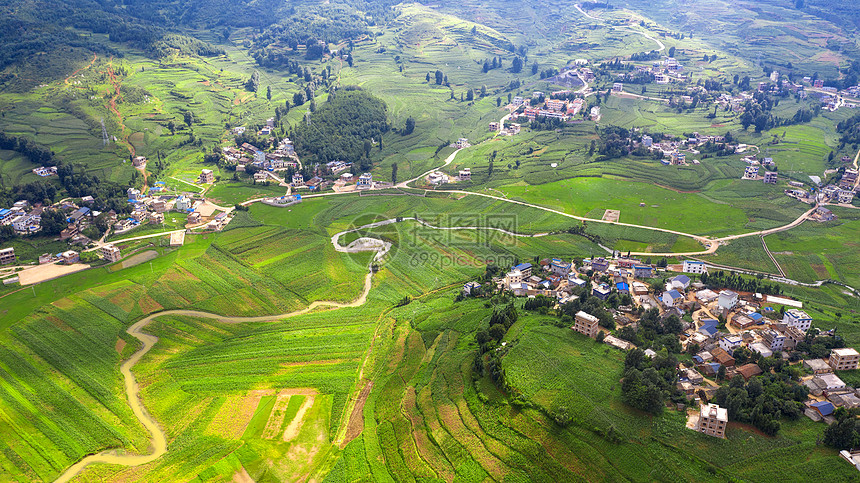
[53,224,385,482]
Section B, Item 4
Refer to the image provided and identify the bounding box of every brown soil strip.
[115,338,127,353]
[341,381,372,447]
[402,386,455,482]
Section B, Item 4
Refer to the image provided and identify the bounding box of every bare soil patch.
[341,381,373,447]
[282,395,315,442]
[115,337,127,353]
[18,262,90,285]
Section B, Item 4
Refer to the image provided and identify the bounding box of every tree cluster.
[621,348,682,415]
[291,88,389,170]
[711,368,807,436]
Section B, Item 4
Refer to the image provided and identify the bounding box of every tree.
[347,53,354,67]
[183,111,194,128]
[167,120,175,135]
[824,410,859,450]
[668,46,676,58]
[496,97,501,107]
[435,70,444,85]
[531,61,538,75]
[245,71,260,92]
[391,162,398,183]
[266,86,272,101]
[426,72,430,83]
[466,89,474,102]
[511,56,523,73]
[404,116,415,135]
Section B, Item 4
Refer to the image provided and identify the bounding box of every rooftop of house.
[575,311,599,323]
[811,401,834,416]
[832,348,860,357]
[666,289,683,299]
[700,403,728,422]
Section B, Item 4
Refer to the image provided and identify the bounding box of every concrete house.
[573,311,600,339]
[718,290,738,311]
[100,244,122,263]
[697,403,728,438]
[682,260,706,274]
[61,250,80,265]
[670,275,691,291]
[783,309,812,332]
[550,259,571,277]
[0,247,16,265]
[513,262,532,278]
[199,169,214,184]
[763,171,778,184]
[719,335,743,355]
[830,348,860,372]
[358,173,373,188]
[634,266,655,278]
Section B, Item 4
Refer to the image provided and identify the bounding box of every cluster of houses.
[222,137,298,173]
[488,121,521,136]
[0,200,42,235]
[741,155,778,184]
[468,253,860,440]
[508,93,587,123]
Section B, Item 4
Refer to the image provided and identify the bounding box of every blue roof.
[707,362,721,372]
[155,181,165,185]
[811,401,834,416]
[686,260,704,265]
[699,326,718,337]
[634,265,652,271]
[701,318,719,328]
[672,274,690,284]
[0,209,9,215]
[749,313,763,321]
[616,282,629,291]
[666,289,682,299]
[78,207,91,215]
[514,263,532,271]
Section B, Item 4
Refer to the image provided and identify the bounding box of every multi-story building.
[199,169,214,184]
[718,290,738,311]
[783,309,812,333]
[763,171,778,184]
[458,168,471,181]
[61,250,79,265]
[719,335,743,355]
[838,189,855,204]
[0,247,16,265]
[573,311,600,339]
[512,262,532,278]
[743,165,759,179]
[100,244,122,263]
[697,403,728,438]
[761,329,786,351]
[830,348,860,371]
[358,173,373,187]
[682,260,706,274]
[292,173,304,185]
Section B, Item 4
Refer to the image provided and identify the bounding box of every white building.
[783,309,812,333]
[718,290,738,311]
[358,173,373,187]
[719,335,743,355]
[697,403,728,438]
[682,260,706,274]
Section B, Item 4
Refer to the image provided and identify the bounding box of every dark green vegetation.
[291,89,389,169]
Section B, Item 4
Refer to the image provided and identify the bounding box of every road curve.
[53,232,381,482]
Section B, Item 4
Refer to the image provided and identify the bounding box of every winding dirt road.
[54,235,378,482]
